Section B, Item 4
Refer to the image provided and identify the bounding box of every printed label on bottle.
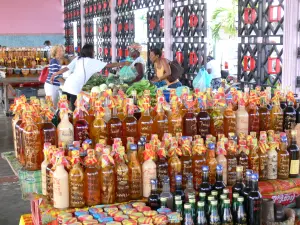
[58,128,74,145]
[143,167,156,197]
[236,116,249,135]
[290,160,300,174]
[267,152,277,179]
[227,158,237,185]
[277,156,289,178]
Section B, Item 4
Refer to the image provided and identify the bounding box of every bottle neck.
[245,177,251,188]
[216,171,223,182]
[236,171,243,183]
[130,151,138,162]
[202,171,209,183]
[162,182,171,192]
[151,183,158,193]
[144,108,150,116]
[112,107,118,117]
[251,180,258,191]
[176,180,182,190]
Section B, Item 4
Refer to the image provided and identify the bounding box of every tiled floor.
[0,110,29,225]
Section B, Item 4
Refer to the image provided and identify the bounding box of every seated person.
[150,48,182,89]
[126,43,145,85]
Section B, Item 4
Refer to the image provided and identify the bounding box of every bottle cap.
[211,200,218,206]
[175,175,182,182]
[211,190,218,197]
[251,173,259,181]
[220,194,227,200]
[224,199,230,204]
[199,192,206,197]
[184,204,191,209]
[160,197,167,202]
[223,188,229,194]
[188,193,195,199]
[189,198,196,203]
[208,196,215,201]
[175,195,182,201]
[175,200,182,205]
[150,179,157,185]
[197,201,205,207]
[208,143,215,150]
[130,144,137,151]
[216,164,223,172]
[236,165,243,172]
[233,193,239,198]
[246,169,253,178]
[237,197,244,202]
[202,166,209,172]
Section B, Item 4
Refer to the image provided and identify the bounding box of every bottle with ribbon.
[237,139,249,181]
[248,136,259,175]
[122,102,138,145]
[117,90,127,121]
[258,131,269,181]
[90,100,107,147]
[181,139,193,189]
[46,146,58,203]
[168,96,183,136]
[210,89,225,137]
[84,92,97,132]
[182,95,197,137]
[128,143,142,200]
[74,96,90,146]
[227,140,238,186]
[41,103,57,146]
[57,102,74,147]
[216,140,227,185]
[168,137,182,193]
[236,92,249,136]
[142,143,157,198]
[53,95,69,126]
[196,93,211,139]
[223,100,236,138]
[270,90,284,133]
[138,101,153,142]
[192,138,206,191]
[107,94,122,146]
[153,96,168,140]
[259,91,271,132]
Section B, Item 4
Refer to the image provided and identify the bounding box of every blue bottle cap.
[150,179,157,184]
[175,175,182,182]
[202,166,209,172]
[281,135,287,143]
[246,169,253,177]
[208,143,215,149]
[84,139,92,145]
[216,164,223,171]
[130,144,137,151]
[251,173,259,181]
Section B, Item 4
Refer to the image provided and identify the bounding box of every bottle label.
[236,115,249,135]
[131,167,142,197]
[101,169,115,203]
[70,180,84,206]
[116,166,130,201]
[227,157,237,185]
[277,155,289,178]
[197,118,210,137]
[143,166,157,197]
[290,160,300,174]
[58,128,74,145]
[267,152,277,179]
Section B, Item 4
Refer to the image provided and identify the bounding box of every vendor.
[126,43,145,84]
[150,48,182,89]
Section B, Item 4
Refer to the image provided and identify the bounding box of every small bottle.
[175,200,183,217]
[213,165,226,198]
[184,174,196,202]
[232,193,239,223]
[206,143,218,184]
[175,175,185,202]
[232,166,245,195]
[196,201,207,225]
[236,197,247,225]
[199,192,206,202]
[209,200,221,225]
[184,203,194,225]
[247,173,262,225]
[189,198,197,223]
[241,169,252,212]
[156,148,169,192]
[221,199,233,225]
[128,144,142,199]
[160,176,174,210]
[199,166,212,197]
[267,142,278,180]
[277,135,290,179]
[148,179,160,210]
[288,130,300,178]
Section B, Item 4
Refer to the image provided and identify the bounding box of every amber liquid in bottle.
[206,143,218,184]
[288,130,300,178]
[181,141,193,189]
[168,103,183,136]
[182,107,197,137]
[156,148,169,192]
[259,97,270,132]
[283,101,296,132]
[90,110,107,147]
[227,142,238,186]
[12,113,21,159]
[15,119,22,162]
[249,139,260,174]
[74,110,90,146]
[42,117,57,146]
[192,144,206,191]
[128,146,142,200]
[277,136,290,179]
[210,105,224,137]
[258,132,268,181]
[46,157,55,204]
[153,104,168,140]
[138,106,153,142]
[223,103,236,137]
[122,105,138,145]
[107,107,122,145]
[238,143,249,181]
[197,107,211,139]
[270,100,284,133]
[248,103,260,136]
[115,148,130,203]
[168,141,182,193]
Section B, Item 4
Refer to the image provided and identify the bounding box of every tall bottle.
[192,141,207,191]
[184,204,194,225]
[90,101,107,147]
[184,174,196,201]
[174,175,185,201]
[226,141,237,186]
[196,97,211,138]
[22,114,43,171]
[206,143,218,184]
[57,108,74,147]
[182,96,197,136]
[74,105,89,145]
[199,166,212,197]
[168,101,183,136]
[142,144,157,198]
[213,165,226,198]
[259,95,270,132]
[107,107,122,145]
[283,93,296,132]
[249,138,259,174]
[247,173,262,225]
[216,141,227,185]
[288,130,300,178]
[210,98,224,137]
[168,139,182,193]
[267,142,278,180]
[53,156,69,209]
[236,197,247,225]
[122,103,138,145]
[41,143,50,195]
[223,102,236,137]
[157,147,169,192]
[221,199,233,225]
[160,176,174,210]
[277,135,290,179]
[84,149,101,206]
[209,200,221,225]
[237,140,249,180]
[258,131,268,180]
[236,98,249,136]
[232,166,245,196]
[247,92,260,136]
[100,147,116,204]
[69,150,85,208]
[241,169,252,212]
[148,179,160,210]
[153,97,168,140]
[270,94,284,132]
[128,144,142,199]
[181,140,193,189]
[138,103,153,141]
[41,107,57,146]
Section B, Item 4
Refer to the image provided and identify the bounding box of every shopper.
[150,48,182,88]
[44,45,65,109]
[44,40,52,59]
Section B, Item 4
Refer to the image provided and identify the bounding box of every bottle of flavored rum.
[128,144,142,199]
[74,101,89,146]
[46,147,57,204]
[41,143,51,195]
[156,147,169,192]
[277,134,290,179]
[288,130,300,178]
[148,179,160,210]
[270,91,284,133]
[174,175,185,202]
[168,138,182,193]
[283,91,296,132]
[138,102,153,142]
[181,139,193,189]
[199,166,212,197]
[168,99,183,136]
[196,95,211,139]
[226,141,238,186]
[258,131,268,180]
[213,164,226,198]
[247,91,259,137]
[223,102,236,137]
[160,176,174,210]
[236,97,249,136]
[206,143,218,184]
[192,139,207,191]
[142,144,157,198]
[41,106,57,146]
[183,95,197,137]
[259,94,271,132]
[210,94,224,137]
[122,103,138,145]
[267,142,278,180]
[107,106,122,146]
[216,141,227,185]
[248,138,259,174]
[232,166,245,196]
[247,173,262,225]
[237,140,249,180]
[241,169,252,212]
[90,100,107,147]
[85,93,97,132]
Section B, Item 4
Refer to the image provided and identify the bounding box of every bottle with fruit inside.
[168,138,182,193]
[182,95,197,137]
[258,93,270,132]
[153,97,168,140]
[138,102,153,142]
[90,100,107,147]
[122,103,138,145]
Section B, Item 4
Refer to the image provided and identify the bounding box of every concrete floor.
[0,111,29,225]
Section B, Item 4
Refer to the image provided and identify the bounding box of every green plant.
[211,0,238,41]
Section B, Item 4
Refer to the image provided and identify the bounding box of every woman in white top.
[50,44,123,110]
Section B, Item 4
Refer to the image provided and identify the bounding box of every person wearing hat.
[126,43,146,84]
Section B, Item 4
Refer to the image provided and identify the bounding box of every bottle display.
[181,139,193,189]
[232,166,245,196]
[122,104,138,145]
[153,97,168,140]
[288,130,300,178]
[226,141,237,186]
[142,144,157,198]
[90,101,107,147]
[128,144,142,199]
[267,142,278,180]
[160,176,174,210]
[156,147,169,192]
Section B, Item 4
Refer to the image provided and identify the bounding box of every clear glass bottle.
[288,130,300,178]
[247,173,262,225]
[142,145,157,198]
[232,166,245,196]
[267,142,278,180]
[148,179,160,210]
[210,102,224,138]
[128,144,142,199]
[168,139,182,193]
[247,92,260,137]
[184,174,196,202]
[206,143,218,184]
[160,176,174,210]
[277,135,290,179]
[183,96,197,136]
[41,110,57,146]
[107,107,122,146]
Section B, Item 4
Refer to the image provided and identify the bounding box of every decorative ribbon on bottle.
[95,100,105,118]
[185,95,195,110]
[213,91,226,108]
[59,102,72,119]
[101,147,115,168]
[181,139,192,156]
[228,140,237,153]
[267,130,275,143]
[192,142,206,155]
[42,105,55,121]
[286,91,295,104]
[73,95,89,119]
[238,140,249,154]
[168,138,182,157]
[162,133,172,150]
[175,133,182,146]
[70,150,82,165]
[85,149,98,165]
[272,90,281,105]
[259,131,269,153]
[157,147,167,159]
[143,143,156,161]
[95,143,105,155]
[156,89,163,98]
[170,89,176,100]
[197,92,207,109]
[57,94,68,107]
[115,146,128,163]
[217,141,227,155]
[246,135,253,148]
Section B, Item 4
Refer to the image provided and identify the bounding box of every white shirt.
[207,59,221,79]
[63,57,107,95]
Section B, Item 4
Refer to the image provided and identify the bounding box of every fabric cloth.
[211,78,222,90]
[168,81,182,89]
[207,59,221,79]
[46,58,62,86]
[44,82,60,107]
[128,43,142,53]
[154,80,167,88]
[62,91,77,111]
[63,57,107,95]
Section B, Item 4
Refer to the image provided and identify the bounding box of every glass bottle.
[85,96,96,132]
[277,135,290,179]
[237,141,249,180]
[189,198,197,223]
[206,143,217,184]
[221,199,232,225]
[283,99,296,132]
[90,102,107,147]
[128,144,142,199]
[160,176,174,210]
[12,108,21,159]
[288,130,300,178]
[182,96,197,136]
[247,173,262,225]
[115,146,130,203]
[168,139,182,193]
[148,179,160,210]
[223,103,236,137]
[270,98,284,133]
[236,197,247,225]
[57,109,74,147]
[232,166,245,196]
[219,194,227,217]
[232,193,239,223]
[122,104,138,145]
[216,142,227,185]
[192,142,206,191]
[181,140,193,189]
[168,102,183,136]
[41,143,50,195]
[241,169,252,212]
[226,141,237,186]
[196,201,207,225]
[137,141,145,165]
[41,112,57,146]
[199,166,212,197]
[107,107,122,146]
[213,165,226,198]
[157,148,169,192]
[184,204,194,225]
[142,145,157,198]
[53,156,69,209]
[210,102,224,137]
[209,200,221,225]
[138,103,153,142]
[175,200,183,217]
[153,99,168,140]
[207,196,215,221]
[74,107,89,146]
[184,174,196,202]
[259,96,270,132]
[258,132,268,181]
[100,147,116,204]
[267,142,278,180]
[15,117,23,163]
[196,99,211,139]
[22,115,43,171]
[249,138,259,174]
[69,150,84,208]
[174,175,185,202]
[236,99,249,136]
[84,149,101,206]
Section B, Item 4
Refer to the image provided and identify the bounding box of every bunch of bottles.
[148,167,262,225]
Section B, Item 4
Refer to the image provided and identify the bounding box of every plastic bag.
[192,67,212,92]
[118,66,136,83]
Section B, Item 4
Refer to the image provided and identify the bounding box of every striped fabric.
[46,58,62,86]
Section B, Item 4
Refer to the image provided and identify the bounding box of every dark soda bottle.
[174,175,185,202]
[232,166,245,196]
[199,166,212,197]
[148,179,160,210]
[213,164,226,198]
[247,173,262,225]
[241,169,252,211]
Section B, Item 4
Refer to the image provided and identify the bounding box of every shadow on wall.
[0,34,64,47]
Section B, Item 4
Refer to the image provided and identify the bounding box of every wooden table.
[0,74,42,116]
